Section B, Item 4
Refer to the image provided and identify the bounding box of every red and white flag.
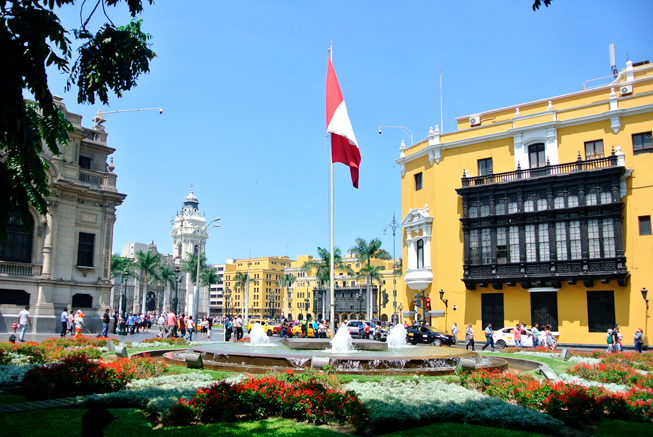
[326,56,361,188]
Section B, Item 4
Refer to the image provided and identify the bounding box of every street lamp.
[357,291,365,320]
[269,290,276,319]
[193,217,221,323]
[378,126,413,145]
[384,212,400,324]
[439,289,448,308]
[304,298,310,318]
[119,271,130,318]
[173,266,182,315]
[642,287,649,311]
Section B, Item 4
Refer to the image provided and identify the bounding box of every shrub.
[139,337,188,347]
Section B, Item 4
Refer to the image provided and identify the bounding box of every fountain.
[387,324,408,348]
[160,322,508,376]
[249,323,271,346]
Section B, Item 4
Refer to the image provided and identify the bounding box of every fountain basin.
[282,338,388,351]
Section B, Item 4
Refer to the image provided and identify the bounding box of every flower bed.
[21,353,168,400]
[460,368,653,426]
[171,374,366,428]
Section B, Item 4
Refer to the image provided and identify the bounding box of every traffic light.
[414,295,421,308]
[424,297,431,309]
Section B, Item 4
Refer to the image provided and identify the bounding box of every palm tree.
[181,253,219,316]
[134,250,162,314]
[349,238,391,320]
[302,247,353,320]
[234,271,248,317]
[111,254,136,315]
[159,265,178,313]
[277,273,296,318]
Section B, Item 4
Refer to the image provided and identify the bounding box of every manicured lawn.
[385,422,554,436]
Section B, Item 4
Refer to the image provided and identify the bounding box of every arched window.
[528,143,546,168]
[0,214,33,263]
[177,244,182,258]
[416,239,424,269]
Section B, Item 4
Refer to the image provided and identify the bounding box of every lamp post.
[118,272,129,335]
[398,303,403,324]
[193,217,221,323]
[642,288,649,338]
[384,212,400,325]
[357,291,364,320]
[439,289,449,332]
[173,266,182,315]
[378,126,413,145]
[304,298,310,319]
[269,290,276,319]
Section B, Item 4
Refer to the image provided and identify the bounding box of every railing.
[0,261,42,276]
[78,169,117,190]
[462,153,620,187]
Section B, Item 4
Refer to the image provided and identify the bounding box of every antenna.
[609,44,618,78]
[440,69,444,133]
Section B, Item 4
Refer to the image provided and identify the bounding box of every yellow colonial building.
[397,60,653,347]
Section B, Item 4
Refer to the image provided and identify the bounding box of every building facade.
[0,98,126,332]
[397,60,653,346]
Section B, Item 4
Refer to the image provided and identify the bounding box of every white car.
[492,327,559,348]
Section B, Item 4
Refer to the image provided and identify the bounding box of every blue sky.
[46,0,653,265]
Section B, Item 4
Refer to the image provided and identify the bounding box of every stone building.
[0,98,126,333]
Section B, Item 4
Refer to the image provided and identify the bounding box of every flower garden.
[0,336,651,436]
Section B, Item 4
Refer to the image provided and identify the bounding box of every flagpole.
[328,43,336,337]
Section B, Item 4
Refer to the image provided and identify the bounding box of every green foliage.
[0,1,155,235]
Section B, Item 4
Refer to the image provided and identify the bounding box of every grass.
[478,351,573,375]
[594,419,653,437]
[384,422,555,436]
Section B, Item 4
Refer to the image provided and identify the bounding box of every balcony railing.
[462,153,620,187]
[0,261,42,277]
[78,169,117,191]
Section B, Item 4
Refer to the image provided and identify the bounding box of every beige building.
[0,97,126,332]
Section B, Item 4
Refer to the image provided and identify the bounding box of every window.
[481,293,504,330]
[72,293,93,308]
[569,221,582,260]
[77,232,95,267]
[528,143,546,168]
[584,140,604,159]
[79,156,92,169]
[538,224,550,261]
[469,231,480,264]
[416,239,424,269]
[588,219,601,258]
[555,222,568,260]
[587,290,615,332]
[531,292,558,330]
[0,289,30,305]
[478,158,493,176]
[633,132,653,153]
[639,216,652,235]
[497,227,507,264]
[481,229,491,264]
[414,172,423,190]
[509,226,520,263]
[0,214,33,263]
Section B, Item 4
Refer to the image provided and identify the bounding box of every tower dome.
[181,188,200,216]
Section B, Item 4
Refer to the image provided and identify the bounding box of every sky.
[44,0,653,265]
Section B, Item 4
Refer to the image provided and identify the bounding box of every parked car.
[492,327,560,348]
[246,320,277,336]
[406,325,456,346]
[344,320,388,341]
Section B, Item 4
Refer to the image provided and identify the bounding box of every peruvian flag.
[326,56,361,188]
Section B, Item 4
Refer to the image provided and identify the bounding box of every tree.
[349,238,391,320]
[134,249,161,313]
[302,247,353,320]
[159,264,178,313]
[532,0,552,11]
[1,0,156,236]
[234,271,248,317]
[110,254,136,314]
[277,273,296,319]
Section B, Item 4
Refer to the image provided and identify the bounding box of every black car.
[406,325,456,346]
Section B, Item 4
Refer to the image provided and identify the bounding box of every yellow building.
[285,254,404,322]
[397,60,653,347]
[222,256,291,320]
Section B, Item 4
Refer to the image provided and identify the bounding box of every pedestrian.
[167,310,177,337]
[606,328,614,352]
[127,312,135,334]
[225,316,233,341]
[101,308,110,337]
[17,306,31,342]
[451,322,459,343]
[612,324,621,352]
[363,322,371,339]
[200,316,209,339]
[134,313,142,333]
[531,323,540,348]
[634,328,644,353]
[301,318,309,338]
[319,320,327,339]
[465,323,475,350]
[112,310,119,334]
[482,324,495,351]
[514,324,522,347]
[67,310,75,335]
[60,308,68,337]
[74,310,86,338]
[235,315,243,340]
[207,315,213,338]
[178,314,187,338]
[156,313,166,337]
[186,316,195,341]
[546,325,557,350]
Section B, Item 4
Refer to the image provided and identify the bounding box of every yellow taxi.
[246,319,278,336]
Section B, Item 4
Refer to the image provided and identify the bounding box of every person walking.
[74,310,86,338]
[156,313,166,337]
[611,324,621,352]
[200,316,209,339]
[531,323,540,348]
[17,306,31,342]
[101,308,110,337]
[225,316,233,342]
[112,310,119,334]
[166,310,177,337]
[60,309,68,337]
[606,328,615,353]
[207,315,213,338]
[482,324,495,351]
[67,310,75,336]
[186,316,195,341]
[546,325,557,350]
[634,328,644,353]
[127,312,135,334]
[235,315,243,340]
[178,314,187,338]
[465,323,475,350]
[514,324,523,348]
[451,322,459,344]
